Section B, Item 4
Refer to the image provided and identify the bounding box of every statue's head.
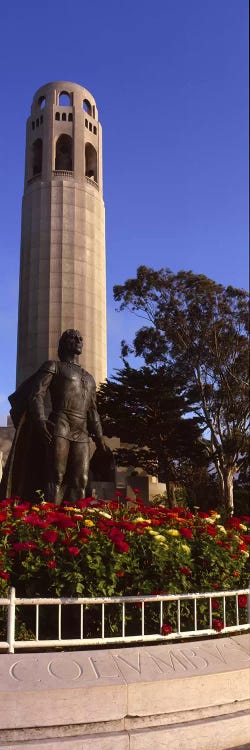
[58,329,83,361]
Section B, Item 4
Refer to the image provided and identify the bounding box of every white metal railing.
[0,588,249,653]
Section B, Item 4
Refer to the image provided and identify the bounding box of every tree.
[113,266,249,513]
[97,363,207,506]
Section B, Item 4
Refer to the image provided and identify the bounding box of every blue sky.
[0,0,248,423]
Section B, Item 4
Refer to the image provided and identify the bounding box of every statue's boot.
[45,481,62,505]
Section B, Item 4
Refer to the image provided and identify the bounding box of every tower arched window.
[59,91,71,106]
[83,99,92,115]
[38,95,46,110]
[32,138,43,176]
[85,143,97,182]
[55,134,73,171]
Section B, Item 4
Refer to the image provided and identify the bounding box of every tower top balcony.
[30,81,98,121]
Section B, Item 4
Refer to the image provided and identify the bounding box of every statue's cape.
[0,372,47,501]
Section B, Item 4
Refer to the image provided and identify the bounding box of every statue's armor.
[29,360,103,443]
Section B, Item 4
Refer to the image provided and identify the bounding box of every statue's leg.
[66,441,89,502]
[47,436,70,505]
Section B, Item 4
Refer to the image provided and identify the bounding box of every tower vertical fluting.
[16,81,107,387]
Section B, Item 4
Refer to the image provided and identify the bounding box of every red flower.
[109,527,124,543]
[120,521,136,531]
[67,546,80,556]
[228,518,241,530]
[180,527,193,539]
[47,560,56,568]
[115,540,130,553]
[233,571,240,577]
[212,599,219,610]
[206,526,217,536]
[241,516,250,523]
[13,542,36,551]
[0,512,7,522]
[238,595,248,608]
[180,566,192,575]
[0,570,10,580]
[212,618,224,632]
[42,530,58,544]
[41,548,51,556]
[22,514,47,527]
[12,503,30,515]
[242,535,250,544]
[79,528,91,539]
[53,516,76,529]
[161,623,172,636]
[212,582,219,588]
[116,570,124,577]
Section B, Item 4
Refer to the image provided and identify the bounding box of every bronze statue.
[0,330,109,504]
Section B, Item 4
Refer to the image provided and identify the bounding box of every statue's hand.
[96,437,109,453]
[37,420,53,446]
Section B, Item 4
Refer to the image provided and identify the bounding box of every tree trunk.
[223,469,235,515]
[167,481,177,508]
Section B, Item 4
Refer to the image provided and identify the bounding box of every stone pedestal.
[0,634,249,749]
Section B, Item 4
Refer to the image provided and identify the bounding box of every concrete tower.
[16,81,107,387]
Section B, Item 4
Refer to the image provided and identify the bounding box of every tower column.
[16,81,107,387]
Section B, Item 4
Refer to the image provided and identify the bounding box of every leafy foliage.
[98,364,207,493]
[0,496,249,640]
[114,267,249,510]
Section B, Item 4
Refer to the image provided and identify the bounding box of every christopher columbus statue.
[0,330,110,504]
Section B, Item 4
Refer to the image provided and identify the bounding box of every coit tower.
[16,81,107,387]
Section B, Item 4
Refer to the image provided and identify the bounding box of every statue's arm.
[28,362,56,441]
[87,380,106,449]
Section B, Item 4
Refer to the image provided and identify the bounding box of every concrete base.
[0,634,249,749]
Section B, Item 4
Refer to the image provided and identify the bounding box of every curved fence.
[0,587,249,653]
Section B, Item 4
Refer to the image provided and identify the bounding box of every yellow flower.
[181,544,191,554]
[31,506,40,511]
[217,525,227,534]
[239,524,247,531]
[97,511,112,518]
[166,529,179,537]
[85,519,94,527]
[134,516,147,523]
[241,549,249,557]
[64,506,76,511]
[154,534,166,542]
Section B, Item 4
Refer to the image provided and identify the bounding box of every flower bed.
[0,495,249,639]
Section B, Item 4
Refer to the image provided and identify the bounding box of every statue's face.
[66,330,83,356]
